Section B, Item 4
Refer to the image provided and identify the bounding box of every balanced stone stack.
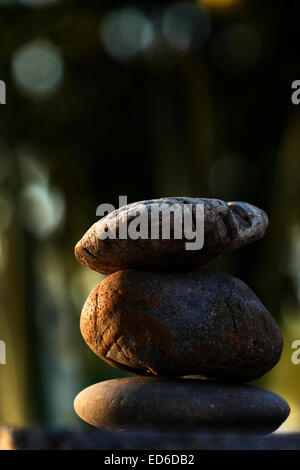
[74,197,290,434]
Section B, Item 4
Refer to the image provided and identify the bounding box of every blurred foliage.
[0,0,299,431]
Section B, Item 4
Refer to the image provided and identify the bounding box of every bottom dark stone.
[74,377,290,435]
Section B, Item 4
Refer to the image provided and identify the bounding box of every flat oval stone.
[80,269,282,382]
[74,378,290,434]
[75,197,268,274]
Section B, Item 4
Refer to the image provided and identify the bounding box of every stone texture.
[73,378,290,434]
[75,197,268,275]
[80,269,282,382]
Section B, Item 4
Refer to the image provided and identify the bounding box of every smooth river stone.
[74,378,290,433]
[80,269,282,382]
[75,197,268,274]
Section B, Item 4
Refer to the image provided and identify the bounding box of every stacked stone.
[74,198,290,434]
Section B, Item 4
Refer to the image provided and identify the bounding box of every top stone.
[75,197,268,275]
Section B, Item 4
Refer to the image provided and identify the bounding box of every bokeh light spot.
[198,0,240,9]
[19,151,49,186]
[101,7,154,61]
[162,3,211,52]
[12,39,64,97]
[21,183,65,239]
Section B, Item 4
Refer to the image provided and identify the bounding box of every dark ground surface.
[0,427,299,450]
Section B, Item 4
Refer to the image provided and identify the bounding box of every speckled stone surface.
[80,269,282,382]
[75,197,268,275]
[74,378,290,434]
